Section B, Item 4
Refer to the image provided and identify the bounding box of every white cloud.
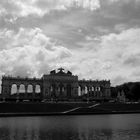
[65,28,140,85]
[0,28,72,80]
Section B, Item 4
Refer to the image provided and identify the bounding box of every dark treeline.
[111,82,140,101]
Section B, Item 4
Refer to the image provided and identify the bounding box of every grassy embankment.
[0,102,140,116]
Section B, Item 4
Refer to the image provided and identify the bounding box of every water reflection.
[0,114,140,140]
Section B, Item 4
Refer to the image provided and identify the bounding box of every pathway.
[62,103,100,114]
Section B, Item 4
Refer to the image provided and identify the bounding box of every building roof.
[50,68,72,76]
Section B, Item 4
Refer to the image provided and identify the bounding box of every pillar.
[25,85,28,97]
[81,86,85,95]
[16,85,20,102]
[91,86,94,97]
[63,85,67,97]
[93,86,95,97]
[89,86,92,96]
[96,87,99,98]
[55,85,59,97]
[32,85,36,101]
[80,86,83,95]
[1,84,7,100]
[45,85,50,98]
[72,86,78,97]
[80,86,83,96]
[66,84,72,98]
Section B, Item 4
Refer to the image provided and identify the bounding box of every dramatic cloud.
[0,28,72,77]
[0,0,140,92]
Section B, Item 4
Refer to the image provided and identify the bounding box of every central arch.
[58,84,64,97]
[51,84,56,97]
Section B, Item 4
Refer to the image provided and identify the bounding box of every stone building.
[1,68,111,101]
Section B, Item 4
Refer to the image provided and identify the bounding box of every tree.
[130,84,140,101]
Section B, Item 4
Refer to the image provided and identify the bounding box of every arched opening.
[55,86,59,97]
[19,84,25,93]
[35,85,40,93]
[27,85,33,93]
[85,86,88,94]
[11,84,17,95]
[59,84,64,96]
[98,87,100,91]
[88,86,92,96]
[95,87,98,91]
[78,86,82,96]
[81,86,85,95]
[51,84,56,97]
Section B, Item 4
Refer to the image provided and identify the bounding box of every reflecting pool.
[0,114,140,140]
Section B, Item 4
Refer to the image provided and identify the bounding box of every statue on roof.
[58,67,64,72]
[50,70,56,74]
[49,67,72,75]
[57,67,65,74]
[67,71,72,75]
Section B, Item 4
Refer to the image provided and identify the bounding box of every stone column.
[100,91,103,98]
[81,86,85,95]
[93,86,95,97]
[80,86,82,95]
[72,86,78,97]
[45,85,50,98]
[16,85,20,102]
[105,87,111,98]
[32,85,36,101]
[25,85,28,98]
[96,87,99,98]
[53,84,56,98]
[1,84,7,101]
[63,84,67,97]
[40,85,43,99]
[89,86,92,96]
[8,85,11,96]
[71,86,74,98]
[55,84,59,97]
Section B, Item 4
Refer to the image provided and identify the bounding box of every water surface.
[0,114,140,140]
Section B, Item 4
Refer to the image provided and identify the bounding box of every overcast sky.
[0,0,140,88]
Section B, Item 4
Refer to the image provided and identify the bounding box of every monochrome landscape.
[0,0,140,140]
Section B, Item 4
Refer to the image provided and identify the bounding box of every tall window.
[27,85,33,93]
[78,86,82,96]
[19,84,25,93]
[35,85,40,93]
[11,84,17,94]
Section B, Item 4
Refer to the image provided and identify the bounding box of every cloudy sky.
[0,0,140,90]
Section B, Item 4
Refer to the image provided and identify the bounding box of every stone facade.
[1,68,111,101]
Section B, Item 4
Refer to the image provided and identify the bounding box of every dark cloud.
[123,54,140,67]
[112,75,128,86]
[1,0,140,49]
